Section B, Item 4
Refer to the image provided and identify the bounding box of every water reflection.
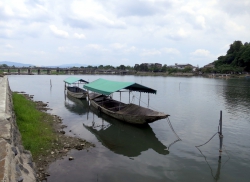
[83,106,169,157]
[64,94,89,115]
[223,79,250,114]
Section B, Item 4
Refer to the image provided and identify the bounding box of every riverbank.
[13,92,95,181]
[2,71,249,78]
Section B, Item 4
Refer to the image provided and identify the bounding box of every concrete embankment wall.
[0,76,36,182]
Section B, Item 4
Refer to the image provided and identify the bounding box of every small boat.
[63,77,89,99]
[84,78,169,124]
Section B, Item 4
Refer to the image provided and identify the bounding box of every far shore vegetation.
[12,93,59,160]
[1,40,249,76]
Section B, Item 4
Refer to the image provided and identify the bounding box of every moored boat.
[84,78,169,124]
[63,77,89,99]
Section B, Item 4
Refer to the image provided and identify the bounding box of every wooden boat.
[84,78,169,124]
[63,77,89,99]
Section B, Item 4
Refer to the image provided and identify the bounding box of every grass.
[12,93,57,159]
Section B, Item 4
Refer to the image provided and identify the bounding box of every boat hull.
[66,86,88,99]
[89,94,168,124]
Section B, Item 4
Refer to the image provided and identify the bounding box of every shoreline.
[2,72,249,78]
[14,92,95,181]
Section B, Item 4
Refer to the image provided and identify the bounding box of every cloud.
[5,44,13,49]
[110,43,126,49]
[68,0,126,29]
[49,25,68,38]
[58,46,67,52]
[74,33,86,39]
[167,28,189,41]
[141,49,161,56]
[161,48,180,55]
[190,49,210,57]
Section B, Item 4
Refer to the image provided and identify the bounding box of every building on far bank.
[168,63,196,70]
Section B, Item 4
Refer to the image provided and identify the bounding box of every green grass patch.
[12,93,57,159]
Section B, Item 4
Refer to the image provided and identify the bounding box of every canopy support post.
[120,92,121,102]
[129,91,130,103]
[139,92,141,106]
[148,93,150,108]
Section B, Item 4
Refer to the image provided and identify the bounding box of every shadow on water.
[83,105,169,157]
[64,94,89,115]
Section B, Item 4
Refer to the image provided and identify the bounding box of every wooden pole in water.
[50,79,52,87]
[219,111,223,159]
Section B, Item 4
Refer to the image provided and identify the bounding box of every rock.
[69,157,74,160]
[39,168,43,171]
[64,144,70,148]
[17,176,24,182]
[75,145,83,150]
[11,147,18,155]
[61,125,67,129]
[60,130,65,134]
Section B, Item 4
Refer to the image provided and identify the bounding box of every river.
[8,75,250,182]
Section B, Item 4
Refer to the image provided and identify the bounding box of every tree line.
[202,40,250,73]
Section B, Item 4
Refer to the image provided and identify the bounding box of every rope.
[131,93,158,111]
[166,117,182,141]
[195,132,218,148]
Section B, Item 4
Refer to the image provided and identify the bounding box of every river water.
[8,75,250,182]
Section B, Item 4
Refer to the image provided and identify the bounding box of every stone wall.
[0,76,36,182]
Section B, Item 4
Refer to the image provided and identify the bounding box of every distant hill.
[0,61,89,68]
[50,63,88,68]
[0,61,34,67]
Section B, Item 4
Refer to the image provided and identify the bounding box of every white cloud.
[49,25,69,38]
[5,44,13,49]
[74,33,86,39]
[141,49,161,56]
[161,48,180,55]
[58,46,67,52]
[168,28,189,40]
[110,43,126,49]
[190,49,210,57]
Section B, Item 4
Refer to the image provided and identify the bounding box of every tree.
[182,66,192,73]
[1,64,8,68]
[117,65,125,70]
[214,40,250,72]
[161,64,167,72]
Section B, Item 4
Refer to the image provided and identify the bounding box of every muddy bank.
[16,92,95,181]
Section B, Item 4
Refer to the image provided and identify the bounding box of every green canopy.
[64,77,89,84]
[83,78,156,95]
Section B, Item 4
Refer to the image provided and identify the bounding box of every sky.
[0,0,250,67]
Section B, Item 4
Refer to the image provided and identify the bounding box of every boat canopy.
[64,77,89,84]
[83,78,156,95]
